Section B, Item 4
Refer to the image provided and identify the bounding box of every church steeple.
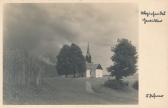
[86,42,91,63]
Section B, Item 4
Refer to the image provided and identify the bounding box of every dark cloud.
[4,4,79,54]
[4,3,138,69]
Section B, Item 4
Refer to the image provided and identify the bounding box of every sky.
[4,3,138,69]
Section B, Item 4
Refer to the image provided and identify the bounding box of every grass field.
[4,76,138,105]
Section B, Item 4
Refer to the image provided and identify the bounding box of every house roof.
[94,64,103,70]
[86,63,103,70]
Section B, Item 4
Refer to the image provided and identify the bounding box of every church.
[85,44,103,78]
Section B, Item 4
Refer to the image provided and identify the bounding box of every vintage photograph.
[3,3,138,105]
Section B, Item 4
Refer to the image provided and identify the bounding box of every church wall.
[86,70,91,78]
[91,69,95,78]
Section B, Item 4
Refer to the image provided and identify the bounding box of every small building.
[86,63,103,78]
[85,43,103,78]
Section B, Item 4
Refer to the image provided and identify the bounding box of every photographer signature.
[146,93,164,99]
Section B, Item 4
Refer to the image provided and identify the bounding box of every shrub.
[104,79,128,90]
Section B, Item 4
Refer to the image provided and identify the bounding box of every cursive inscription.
[146,93,164,99]
[141,10,166,24]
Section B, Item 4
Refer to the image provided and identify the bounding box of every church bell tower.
[86,43,91,63]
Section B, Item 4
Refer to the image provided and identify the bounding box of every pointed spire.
[86,42,91,63]
[87,42,90,55]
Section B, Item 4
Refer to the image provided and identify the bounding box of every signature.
[146,93,164,99]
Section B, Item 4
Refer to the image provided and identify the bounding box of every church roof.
[86,43,91,63]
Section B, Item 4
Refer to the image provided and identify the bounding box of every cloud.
[4,3,138,68]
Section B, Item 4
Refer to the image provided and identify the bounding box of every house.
[85,43,103,78]
[86,63,103,78]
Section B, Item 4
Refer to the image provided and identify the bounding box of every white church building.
[85,44,103,78]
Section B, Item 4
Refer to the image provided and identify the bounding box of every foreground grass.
[4,76,138,105]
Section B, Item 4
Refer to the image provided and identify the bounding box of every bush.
[104,79,128,90]
[133,80,138,90]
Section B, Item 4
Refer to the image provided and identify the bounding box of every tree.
[56,45,72,77]
[56,43,86,77]
[70,43,86,77]
[108,39,138,81]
